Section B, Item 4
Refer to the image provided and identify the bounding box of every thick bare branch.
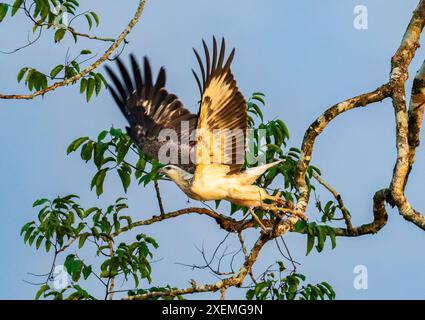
[389,0,425,230]
[294,84,392,213]
[327,189,388,237]
[389,59,425,230]
[295,0,425,233]
[408,61,425,152]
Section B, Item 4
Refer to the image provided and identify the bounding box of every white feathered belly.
[189,175,268,204]
[190,178,233,200]
[188,164,277,205]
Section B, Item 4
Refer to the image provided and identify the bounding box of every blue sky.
[1,0,425,299]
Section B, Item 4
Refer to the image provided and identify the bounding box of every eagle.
[105,38,286,227]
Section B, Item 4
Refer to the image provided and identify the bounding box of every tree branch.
[153,180,165,216]
[294,84,392,213]
[312,172,354,233]
[389,0,425,230]
[123,233,269,300]
[313,189,388,237]
[111,207,248,236]
[0,0,147,100]
[295,0,425,233]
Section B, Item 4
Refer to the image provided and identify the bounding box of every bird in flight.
[106,38,291,230]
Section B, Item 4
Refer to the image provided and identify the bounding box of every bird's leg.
[267,206,307,221]
[248,207,269,233]
[271,191,286,206]
[259,192,307,221]
[258,191,284,213]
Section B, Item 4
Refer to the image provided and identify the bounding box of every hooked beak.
[157,165,167,175]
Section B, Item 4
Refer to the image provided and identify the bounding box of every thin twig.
[154,180,165,216]
[0,0,147,100]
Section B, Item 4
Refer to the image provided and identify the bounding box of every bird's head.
[159,165,191,181]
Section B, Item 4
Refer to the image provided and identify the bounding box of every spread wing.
[192,37,248,177]
[105,55,197,173]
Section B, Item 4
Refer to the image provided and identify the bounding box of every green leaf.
[54,28,66,43]
[306,232,315,256]
[86,77,95,102]
[82,265,92,280]
[35,284,49,300]
[35,235,44,249]
[97,130,108,142]
[327,227,337,249]
[65,66,77,78]
[20,221,34,236]
[17,67,28,82]
[90,11,99,26]
[310,165,322,176]
[94,74,102,95]
[118,167,131,193]
[135,156,146,179]
[93,143,108,169]
[320,282,335,299]
[12,0,23,16]
[0,3,8,23]
[251,95,266,106]
[25,68,35,89]
[45,240,52,252]
[71,60,80,72]
[67,136,89,154]
[116,139,131,164]
[80,78,87,94]
[246,289,255,300]
[24,226,35,243]
[119,216,132,228]
[28,232,38,246]
[80,141,93,161]
[248,102,263,122]
[71,31,78,43]
[96,72,108,89]
[316,226,326,252]
[294,220,306,232]
[78,233,89,249]
[110,127,122,137]
[95,169,107,196]
[84,13,92,29]
[50,64,64,78]
[80,49,92,55]
[276,119,290,139]
[32,198,49,207]
[32,72,47,90]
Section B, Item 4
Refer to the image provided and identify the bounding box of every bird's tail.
[239,160,284,185]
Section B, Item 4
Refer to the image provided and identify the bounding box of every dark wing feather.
[192,37,247,175]
[106,55,197,172]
